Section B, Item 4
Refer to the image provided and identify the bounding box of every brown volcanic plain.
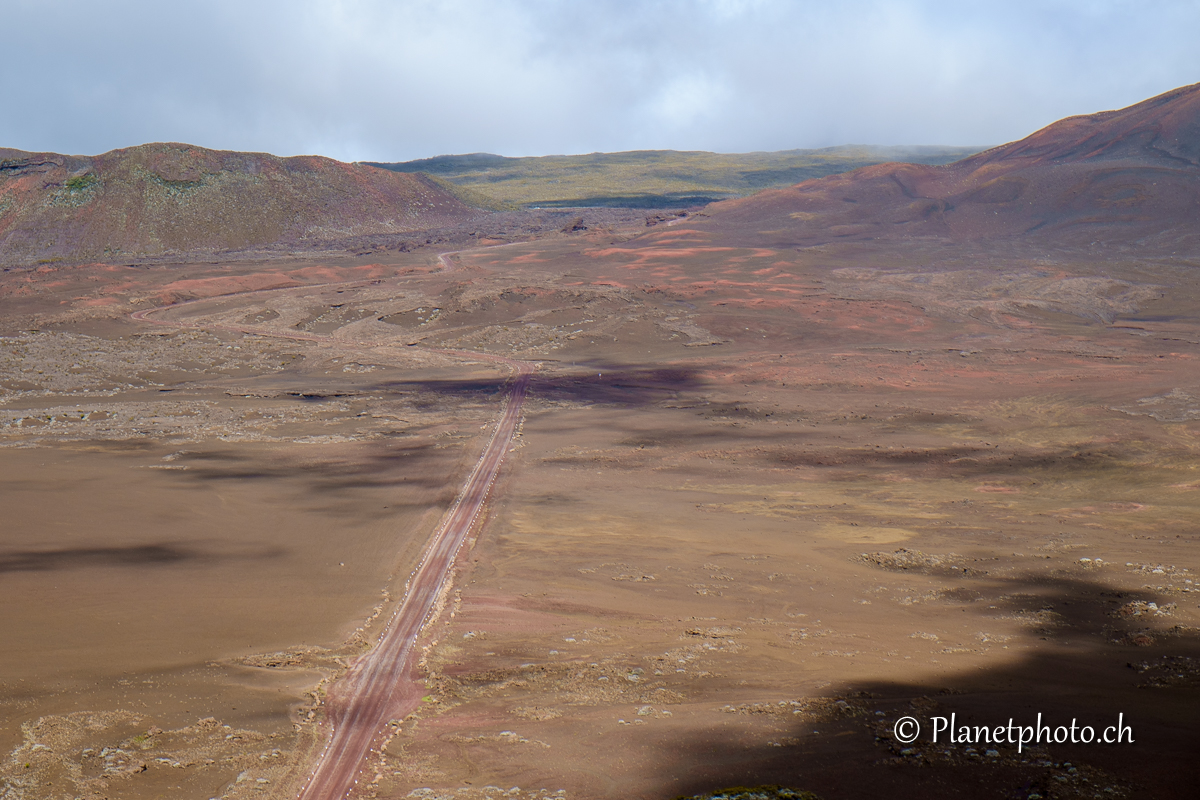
[3,85,1200,800]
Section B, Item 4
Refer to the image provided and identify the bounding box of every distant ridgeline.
[365,146,984,210]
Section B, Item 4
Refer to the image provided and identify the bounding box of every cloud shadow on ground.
[0,542,283,573]
[652,571,1200,800]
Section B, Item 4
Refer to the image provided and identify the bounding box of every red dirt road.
[129,277,535,800]
[297,355,532,800]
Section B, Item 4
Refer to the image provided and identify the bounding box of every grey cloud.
[2,0,1198,161]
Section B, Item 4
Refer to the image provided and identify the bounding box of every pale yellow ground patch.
[814,523,917,544]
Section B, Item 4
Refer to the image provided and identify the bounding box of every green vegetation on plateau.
[64,173,99,192]
[367,145,984,209]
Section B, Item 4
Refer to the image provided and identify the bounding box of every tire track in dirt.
[130,253,535,800]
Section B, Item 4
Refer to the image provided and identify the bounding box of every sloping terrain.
[704,82,1200,251]
[0,143,481,265]
[6,216,1197,799]
[3,86,1200,800]
[368,146,982,209]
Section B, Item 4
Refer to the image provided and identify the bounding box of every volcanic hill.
[704,82,1200,251]
[0,143,480,265]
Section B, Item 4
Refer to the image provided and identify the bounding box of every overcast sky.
[3,0,1198,162]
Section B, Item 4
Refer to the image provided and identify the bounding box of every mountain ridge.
[702,83,1200,251]
[0,142,480,265]
[366,145,984,209]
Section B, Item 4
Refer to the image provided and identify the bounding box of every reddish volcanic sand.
[3,85,1200,800]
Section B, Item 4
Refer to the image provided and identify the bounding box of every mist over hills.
[705,83,1200,252]
[0,143,479,266]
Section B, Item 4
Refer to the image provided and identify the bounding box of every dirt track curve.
[129,255,535,800]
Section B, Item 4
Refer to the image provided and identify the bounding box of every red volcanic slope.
[0,143,479,264]
[705,83,1200,249]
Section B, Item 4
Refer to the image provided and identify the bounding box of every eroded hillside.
[0,143,481,265]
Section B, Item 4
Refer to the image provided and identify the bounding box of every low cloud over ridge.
[4,0,1200,161]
